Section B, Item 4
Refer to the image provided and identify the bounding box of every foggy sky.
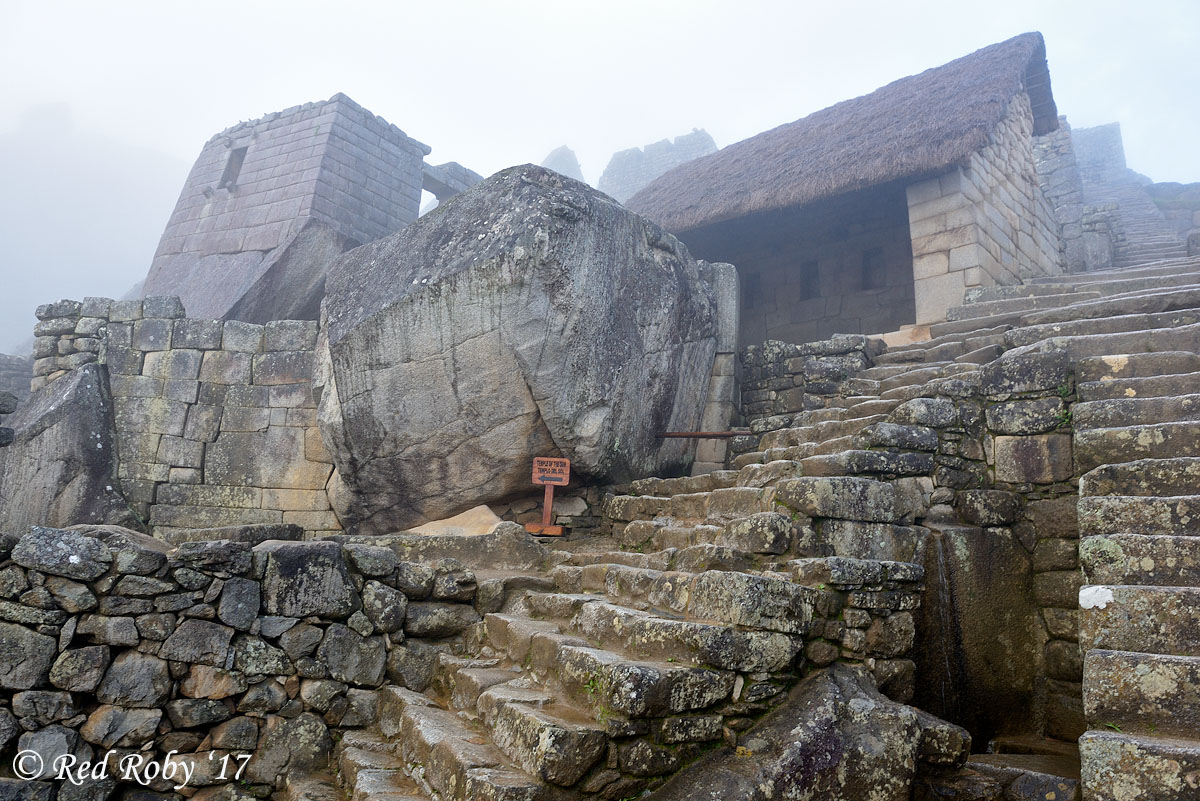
[2,0,1198,353]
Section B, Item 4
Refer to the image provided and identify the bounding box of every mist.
[2,0,1198,353]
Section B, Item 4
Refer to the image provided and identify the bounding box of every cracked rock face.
[319,164,720,532]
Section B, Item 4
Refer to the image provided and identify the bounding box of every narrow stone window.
[218,146,248,190]
[862,247,886,289]
[798,260,820,299]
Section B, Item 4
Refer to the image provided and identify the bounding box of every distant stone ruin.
[539,145,585,182]
[597,129,716,203]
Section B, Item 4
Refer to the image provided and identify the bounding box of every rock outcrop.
[319,164,721,531]
[0,363,134,531]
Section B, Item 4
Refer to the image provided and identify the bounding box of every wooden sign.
[526,457,570,537]
[532,457,571,486]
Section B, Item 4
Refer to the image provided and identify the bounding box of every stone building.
[142,93,480,323]
[628,33,1069,345]
[597,129,717,203]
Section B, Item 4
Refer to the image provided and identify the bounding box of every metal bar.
[659,431,748,438]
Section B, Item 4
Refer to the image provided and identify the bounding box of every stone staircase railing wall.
[29,297,339,540]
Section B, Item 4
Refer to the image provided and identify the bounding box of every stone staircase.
[278,254,1200,800]
[1081,178,1189,268]
[1073,350,1200,800]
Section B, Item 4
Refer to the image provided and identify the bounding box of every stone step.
[775,476,899,523]
[483,613,737,717]
[1081,457,1200,497]
[618,516,789,558]
[1029,258,1200,284]
[1079,729,1200,801]
[1073,393,1200,430]
[348,770,429,801]
[557,562,815,635]
[946,291,1101,321]
[1078,371,1200,401]
[990,734,1080,758]
[928,310,1026,339]
[1083,649,1200,738]
[798,449,935,478]
[809,434,861,456]
[380,687,555,801]
[758,416,883,450]
[1005,310,1200,350]
[878,367,951,393]
[1078,494,1200,537]
[476,684,608,786]
[1080,534,1200,587]
[338,746,408,790]
[1079,585,1200,658]
[1020,284,1200,328]
[630,470,739,498]
[964,284,1079,302]
[281,772,348,801]
[1075,422,1200,473]
[967,754,1081,800]
[1076,351,1200,383]
[521,592,802,672]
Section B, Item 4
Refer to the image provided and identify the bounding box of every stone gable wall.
[907,93,1064,324]
[30,297,338,540]
[1033,116,1089,273]
[152,95,428,264]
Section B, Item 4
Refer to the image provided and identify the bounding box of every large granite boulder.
[0,364,135,531]
[319,165,722,531]
[651,663,966,800]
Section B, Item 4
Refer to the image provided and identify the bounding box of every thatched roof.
[627,33,1057,233]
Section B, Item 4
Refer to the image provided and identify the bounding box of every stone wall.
[1033,116,1088,273]
[907,94,1063,324]
[0,524,491,797]
[0,354,31,405]
[598,130,717,203]
[1071,123,1127,193]
[29,297,338,541]
[736,335,884,423]
[1146,182,1200,252]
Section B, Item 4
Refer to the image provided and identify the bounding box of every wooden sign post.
[526,456,570,537]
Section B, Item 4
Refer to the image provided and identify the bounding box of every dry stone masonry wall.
[597,130,717,203]
[0,524,491,798]
[30,297,337,541]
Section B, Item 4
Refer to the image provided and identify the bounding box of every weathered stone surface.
[985,397,1066,435]
[320,165,720,530]
[13,526,113,580]
[49,645,110,692]
[317,624,385,686]
[95,650,170,708]
[256,540,359,618]
[953,489,1019,526]
[0,622,56,689]
[0,365,134,530]
[994,434,1073,484]
[721,512,792,554]
[776,477,897,522]
[1080,730,1200,801]
[361,580,407,633]
[217,577,259,631]
[404,602,481,638]
[1084,649,1200,738]
[234,636,292,675]
[80,705,161,748]
[650,664,923,800]
[244,711,332,784]
[159,619,235,666]
[979,352,1070,396]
